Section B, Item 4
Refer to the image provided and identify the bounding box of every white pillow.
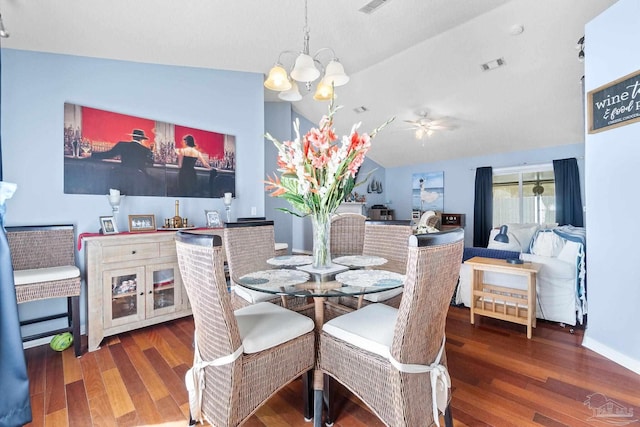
[487,223,539,252]
[509,224,540,252]
[487,232,522,251]
[531,230,565,257]
[557,240,581,264]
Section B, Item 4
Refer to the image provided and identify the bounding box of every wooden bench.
[7,225,82,356]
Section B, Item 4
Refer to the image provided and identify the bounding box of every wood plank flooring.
[23,306,640,427]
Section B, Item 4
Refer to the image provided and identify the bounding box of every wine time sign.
[588,69,640,134]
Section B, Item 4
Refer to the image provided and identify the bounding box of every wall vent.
[359,0,390,14]
[481,57,506,71]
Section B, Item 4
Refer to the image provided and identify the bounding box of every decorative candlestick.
[173,200,183,228]
[107,188,124,231]
[224,192,233,223]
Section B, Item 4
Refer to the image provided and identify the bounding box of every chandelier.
[263,0,349,102]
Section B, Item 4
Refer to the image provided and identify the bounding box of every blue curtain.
[1,44,3,181]
[473,167,493,247]
[553,158,584,227]
[0,183,32,426]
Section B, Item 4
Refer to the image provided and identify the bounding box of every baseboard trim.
[582,334,640,376]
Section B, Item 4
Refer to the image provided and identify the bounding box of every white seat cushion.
[232,285,280,303]
[323,303,397,358]
[274,242,288,251]
[363,287,403,303]
[235,302,314,354]
[13,265,80,286]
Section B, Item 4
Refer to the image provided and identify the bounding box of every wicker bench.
[7,225,81,356]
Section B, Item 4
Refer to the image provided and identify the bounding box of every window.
[493,164,555,227]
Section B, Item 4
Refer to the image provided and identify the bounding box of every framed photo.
[128,214,156,232]
[205,210,221,228]
[99,216,118,234]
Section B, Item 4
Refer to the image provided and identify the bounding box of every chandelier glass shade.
[264,0,349,102]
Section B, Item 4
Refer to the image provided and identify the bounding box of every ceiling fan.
[403,111,455,139]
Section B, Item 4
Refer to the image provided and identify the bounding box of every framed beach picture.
[412,172,444,213]
[99,216,118,234]
[205,210,221,228]
[128,214,156,232]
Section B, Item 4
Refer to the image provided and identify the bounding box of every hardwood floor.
[24,306,640,427]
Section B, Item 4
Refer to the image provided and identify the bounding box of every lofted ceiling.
[0,0,617,168]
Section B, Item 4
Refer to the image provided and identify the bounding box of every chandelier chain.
[302,0,310,55]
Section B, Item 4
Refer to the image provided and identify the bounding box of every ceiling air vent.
[359,0,390,14]
[480,57,506,72]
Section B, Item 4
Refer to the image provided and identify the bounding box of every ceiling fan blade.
[425,124,450,130]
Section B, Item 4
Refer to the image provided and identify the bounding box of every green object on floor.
[50,332,73,351]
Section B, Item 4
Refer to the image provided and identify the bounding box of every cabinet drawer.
[102,243,159,263]
[159,240,177,257]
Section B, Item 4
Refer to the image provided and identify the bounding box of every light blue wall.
[264,102,294,247]
[583,0,640,374]
[1,49,265,337]
[385,144,585,247]
[1,49,265,232]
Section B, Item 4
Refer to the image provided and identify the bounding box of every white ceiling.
[0,0,617,168]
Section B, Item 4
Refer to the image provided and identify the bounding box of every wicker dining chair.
[175,231,315,426]
[224,220,307,312]
[320,229,464,427]
[337,220,413,309]
[7,225,82,357]
[330,213,366,257]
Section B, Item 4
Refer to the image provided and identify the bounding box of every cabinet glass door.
[146,262,182,318]
[104,266,145,328]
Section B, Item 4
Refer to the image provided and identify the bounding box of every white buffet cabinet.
[84,229,223,352]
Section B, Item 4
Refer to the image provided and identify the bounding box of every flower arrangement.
[265,100,393,268]
[265,101,392,217]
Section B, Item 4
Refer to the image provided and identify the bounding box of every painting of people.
[63,103,236,198]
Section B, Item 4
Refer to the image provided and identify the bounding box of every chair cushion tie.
[389,335,450,427]
[185,336,243,423]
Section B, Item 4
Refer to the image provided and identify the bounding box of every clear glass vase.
[311,214,332,269]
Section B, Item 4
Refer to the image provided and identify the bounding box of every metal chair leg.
[302,370,313,421]
[71,295,81,357]
[323,374,334,426]
[444,404,453,427]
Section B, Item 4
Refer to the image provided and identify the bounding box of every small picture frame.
[128,214,156,232]
[100,216,118,234]
[205,210,221,228]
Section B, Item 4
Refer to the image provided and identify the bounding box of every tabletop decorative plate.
[333,255,387,268]
[239,269,310,288]
[266,255,314,267]
[335,269,405,288]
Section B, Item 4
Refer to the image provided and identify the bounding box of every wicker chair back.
[330,213,366,257]
[223,221,276,286]
[362,221,414,274]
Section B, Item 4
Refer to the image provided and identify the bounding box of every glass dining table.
[235,255,404,427]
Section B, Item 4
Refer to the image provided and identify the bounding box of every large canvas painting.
[412,172,444,212]
[63,103,236,198]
